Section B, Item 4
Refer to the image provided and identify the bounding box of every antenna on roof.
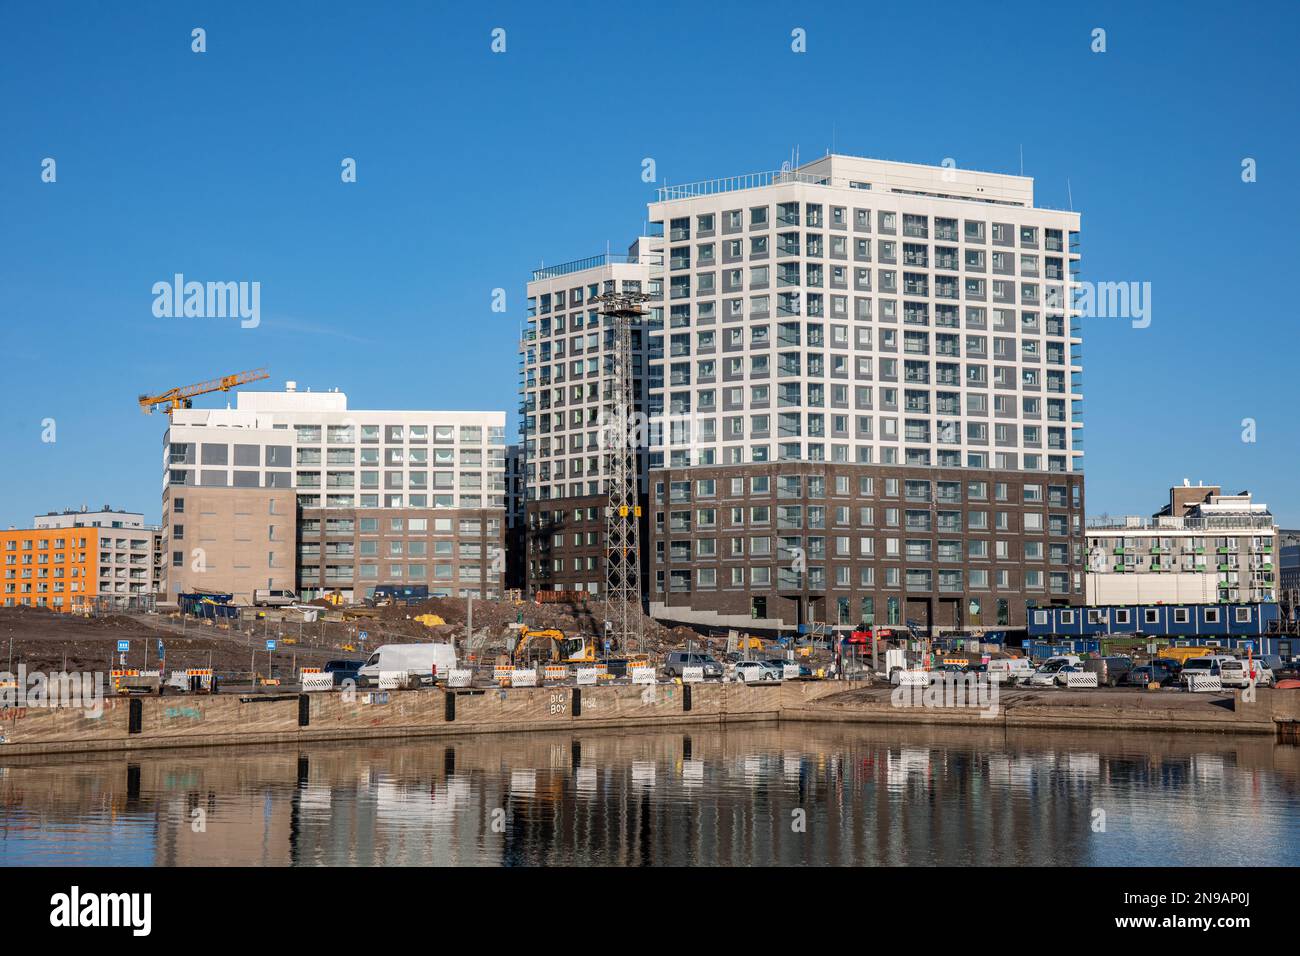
[1067,177,1074,211]
[1019,143,1024,176]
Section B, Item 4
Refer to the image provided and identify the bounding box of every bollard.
[444,690,456,722]
[128,697,143,734]
[572,686,581,717]
[298,693,310,727]
[683,684,692,712]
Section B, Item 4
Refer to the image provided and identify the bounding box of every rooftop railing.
[531,254,660,282]
[655,169,829,202]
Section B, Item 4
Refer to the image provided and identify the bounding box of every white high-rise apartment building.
[646,155,1082,474]
[162,383,506,603]
[522,155,1087,632]
[519,240,657,593]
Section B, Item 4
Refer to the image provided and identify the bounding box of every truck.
[368,585,430,607]
[252,588,298,607]
[357,643,457,688]
[1083,655,1134,688]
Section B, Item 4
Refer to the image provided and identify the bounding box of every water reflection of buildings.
[0,728,1296,867]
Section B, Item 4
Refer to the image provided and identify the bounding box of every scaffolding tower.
[596,289,648,656]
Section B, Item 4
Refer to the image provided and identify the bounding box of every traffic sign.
[266,640,277,651]
[359,630,368,641]
[116,640,130,653]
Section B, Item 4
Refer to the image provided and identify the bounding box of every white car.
[1179,655,1235,689]
[1053,664,1086,686]
[733,660,781,683]
[1222,658,1274,688]
[1028,667,1063,687]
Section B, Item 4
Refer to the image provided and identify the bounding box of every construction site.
[0,593,822,688]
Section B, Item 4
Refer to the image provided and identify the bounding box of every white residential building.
[161,383,506,603]
[1086,483,1279,605]
[521,154,1088,632]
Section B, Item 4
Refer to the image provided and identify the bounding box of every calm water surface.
[2,724,1298,866]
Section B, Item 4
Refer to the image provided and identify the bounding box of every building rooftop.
[652,153,1051,209]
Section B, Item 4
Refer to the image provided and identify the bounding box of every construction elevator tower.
[595,289,648,655]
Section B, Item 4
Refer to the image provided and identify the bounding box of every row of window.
[665,206,1071,248]
[655,565,1075,594]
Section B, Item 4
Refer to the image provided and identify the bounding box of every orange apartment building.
[1,528,99,612]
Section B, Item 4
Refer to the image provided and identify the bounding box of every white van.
[1180,655,1236,689]
[358,643,457,687]
[987,658,1035,683]
[1221,658,1274,688]
[253,588,298,607]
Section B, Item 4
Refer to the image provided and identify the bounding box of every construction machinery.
[510,627,586,665]
[595,290,648,658]
[509,627,651,669]
[138,367,270,415]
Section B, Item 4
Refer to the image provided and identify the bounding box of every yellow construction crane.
[138,368,270,415]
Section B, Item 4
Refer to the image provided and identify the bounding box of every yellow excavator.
[509,627,652,669]
[511,627,594,665]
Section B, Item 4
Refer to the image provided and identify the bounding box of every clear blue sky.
[2,1,1297,528]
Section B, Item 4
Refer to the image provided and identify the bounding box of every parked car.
[1038,655,1083,672]
[1054,664,1088,686]
[764,658,812,678]
[733,660,782,683]
[1084,656,1134,688]
[1179,655,1236,689]
[1127,663,1177,687]
[1028,667,1063,688]
[1247,660,1275,687]
[252,588,298,607]
[663,651,724,680]
[1255,655,1291,679]
[1222,658,1274,688]
[324,659,366,687]
[987,658,1035,684]
[357,643,457,687]
[1152,657,1184,678]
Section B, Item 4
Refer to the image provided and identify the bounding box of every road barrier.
[631,666,656,685]
[446,669,473,688]
[511,669,538,688]
[576,668,598,685]
[682,666,704,683]
[782,664,801,680]
[378,671,408,690]
[1187,674,1223,693]
[898,671,929,687]
[543,665,568,682]
[1066,672,1099,688]
[301,672,334,692]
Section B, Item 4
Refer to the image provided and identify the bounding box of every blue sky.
[2,1,1297,527]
